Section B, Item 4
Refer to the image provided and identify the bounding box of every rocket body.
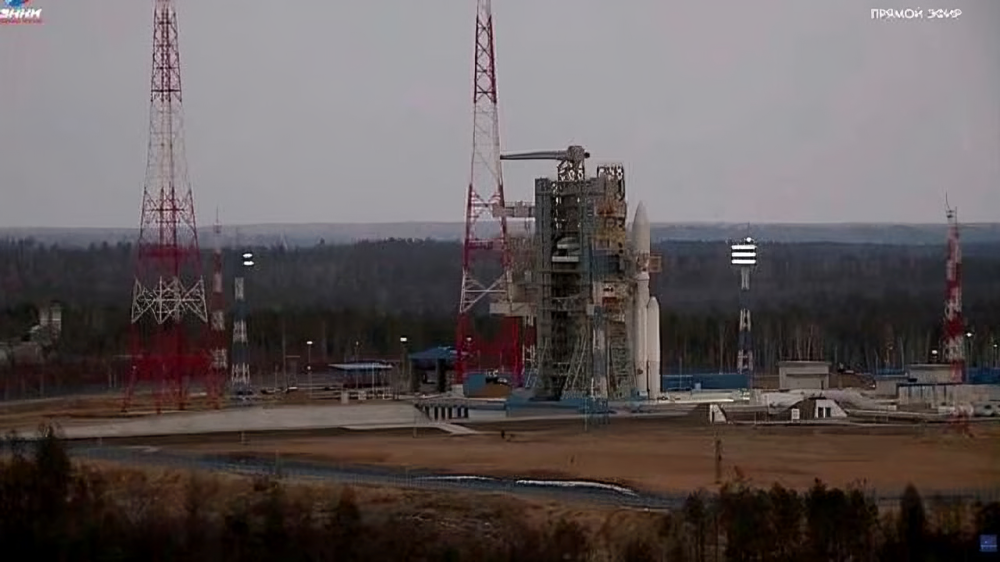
[646,296,661,400]
[634,273,649,394]
[632,202,652,396]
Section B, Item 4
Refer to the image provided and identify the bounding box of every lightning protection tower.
[125,0,211,413]
[231,250,254,398]
[942,201,965,382]
[731,236,757,386]
[207,213,227,407]
[456,0,519,387]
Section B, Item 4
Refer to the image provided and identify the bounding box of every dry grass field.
[4,394,999,495]
[176,422,1000,493]
[76,460,652,540]
[0,392,297,431]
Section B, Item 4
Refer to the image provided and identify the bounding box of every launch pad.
[482,145,662,404]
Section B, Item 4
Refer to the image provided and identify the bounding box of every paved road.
[64,444,1000,511]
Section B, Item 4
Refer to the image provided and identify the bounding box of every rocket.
[631,202,660,399]
[646,296,661,401]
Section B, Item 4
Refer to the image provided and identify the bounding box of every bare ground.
[0,392,322,431]
[5,394,999,494]
[171,422,1000,493]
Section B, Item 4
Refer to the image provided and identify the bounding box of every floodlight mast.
[232,251,253,397]
[730,236,757,385]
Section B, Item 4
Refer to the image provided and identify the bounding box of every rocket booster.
[634,282,648,393]
[646,296,661,400]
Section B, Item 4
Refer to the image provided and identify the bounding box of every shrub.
[0,431,992,561]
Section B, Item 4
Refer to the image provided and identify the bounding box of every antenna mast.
[942,199,965,382]
[208,210,226,406]
[455,0,518,387]
[124,0,212,412]
[731,233,757,386]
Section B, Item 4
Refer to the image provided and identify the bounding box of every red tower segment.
[124,0,210,412]
[942,203,964,383]
[456,0,519,385]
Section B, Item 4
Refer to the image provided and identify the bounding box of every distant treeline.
[2,428,998,561]
[1,239,1000,375]
[5,221,1000,247]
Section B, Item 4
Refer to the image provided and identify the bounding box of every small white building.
[787,396,848,420]
[906,364,954,384]
[897,382,1000,408]
[874,375,910,397]
[778,361,830,391]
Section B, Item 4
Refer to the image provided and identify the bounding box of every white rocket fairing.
[632,202,651,396]
[633,202,651,259]
[646,296,661,400]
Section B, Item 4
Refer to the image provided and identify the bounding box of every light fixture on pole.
[399,336,409,397]
[306,340,314,397]
[965,331,973,370]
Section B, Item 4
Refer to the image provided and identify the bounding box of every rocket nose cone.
[646,295,659,312]
[634,202,649,227]
[633,201,651,253]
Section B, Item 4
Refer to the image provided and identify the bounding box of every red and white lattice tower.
[124,0,211,412]
[942,201,965,383]
[455,0,519,386]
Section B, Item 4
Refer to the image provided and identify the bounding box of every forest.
[1,427,997,561]
[1,238,999,378]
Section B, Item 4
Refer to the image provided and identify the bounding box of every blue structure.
[323,362,393,389]
[661,373,748,392]
[408,346,456,370]
[967,367,1000,385]
[504,389,612,416]
[408,346,457,393]
[872,367,1000,385]
[462,371,512,396]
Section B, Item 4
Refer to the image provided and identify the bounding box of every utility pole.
[281,317,287,388]
[714,434,723,485]
[306,340,314,398]
[399,336,409,398]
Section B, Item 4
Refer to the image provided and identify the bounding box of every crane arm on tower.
[500,146,591,163]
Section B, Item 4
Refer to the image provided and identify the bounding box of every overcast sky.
[1,0,998,227]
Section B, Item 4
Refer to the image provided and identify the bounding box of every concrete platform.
[56,403,435,440]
